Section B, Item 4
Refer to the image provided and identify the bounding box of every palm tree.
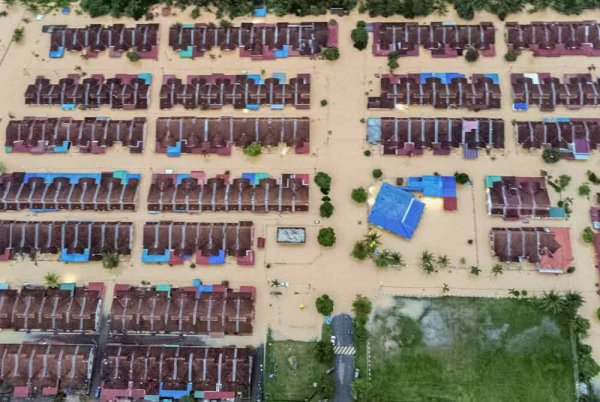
[436,255,450,269]
[44,272,60,288]
[508,288,520,297]
[535,290,567,315]
[563,291,584,314]
[470,266,481,276]
[374,251,392,268]
[270,279,281,288]
[389,252,405,267]
[442,283,450,293]
[420,251,435,273]
[363,230,382,254]
[492,263,504,276]
[102,251,119,270]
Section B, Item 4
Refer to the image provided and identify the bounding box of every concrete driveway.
[332,314,355,402]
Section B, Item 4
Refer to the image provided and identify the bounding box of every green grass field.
[363,297,575,402]
[264,326,334,401]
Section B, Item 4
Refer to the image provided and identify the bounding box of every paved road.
[332,314,355,402]
[252,344,265,402]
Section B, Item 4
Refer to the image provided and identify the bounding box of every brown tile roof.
[100,344,253,400]
[486,176,551,220]
[506,21,600,56]
[110,284,255,335]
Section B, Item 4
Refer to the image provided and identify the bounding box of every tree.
[454,172,471,184]
[320,201,334,218]
[352,294,372,317]
[320,99,328,107]
[362,230,381,254]
[318,227,336,247]
[442,283,450,293]
[12,27,23,43]
[436,255,450,269]
[316,294,334,316]
[587,170,600,184]
[190,7,200,19]
[243,142,262,157]
[579,183,591,197]
[351,241,369,260]
[351,21,368,50]
[535,290,567,315]
[127,51,140,62]
[314,340,334,363]
[454,2,474,20]
[44,272,60,288]
[372,169,383,179]
[508,289,520,297]
[314,172,332,190]
[470,265,481,275]
[420,250,435,273]
[542,148,560,163]
[80,0,111,17]
[563,290,584,313]
[504,50,518,62]
[102,251,119,270]
[322,47,340,60]
[583,227,594,244]
[351,187,368,203]
[374,250,394,268]
[492,263,504,276]
[387,51,399,71]
[464,48,479,62]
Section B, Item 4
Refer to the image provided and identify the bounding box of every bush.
[454,172,471,184]
[351,22,368,50]
[127,51,140,62]
[363,150,371,157]
[352,294,372,317]
[351,187,368,203]
[318,227,336,247]
[102,251,119,270]
[583,227,594,244]
[190,7,200,18]
[464,48,479,62]
[542,148,560,163]
[322,47,340,60]
[504,50,518,62]
[314,340,334,364]
[321,196,331,202]
[578,183,591,197]
[44,272,60,288]
[387,51,399,71]
[314,172,332,190]
[567,266,575,274]
[320,99,328,107]
[320,201,334,218]
[351,241,369,260]
[12,27,23,43]
[372,169,383,179]
[243,142,262,157]
[315,294,334,316]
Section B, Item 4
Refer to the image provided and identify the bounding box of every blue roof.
[254,5,267,16]
[368,183,425,239]
[403,175,457,198]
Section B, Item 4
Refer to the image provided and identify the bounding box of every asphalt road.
[332,314,354,402]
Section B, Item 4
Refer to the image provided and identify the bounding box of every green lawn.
[264,327,334,401]
[361,297,575,402]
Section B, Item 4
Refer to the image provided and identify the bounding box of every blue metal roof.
[368,183,425,239]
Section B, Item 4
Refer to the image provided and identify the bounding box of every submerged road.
[332,314,355,402]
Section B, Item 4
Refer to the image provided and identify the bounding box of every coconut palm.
[363,230,382,254]
[270,279,281,288]
[44,272,60,288]
[442,283,450,293]
[563,290,584,315]
[436,255,450,269]
[535,290,567,315]
[420,251,435,273]
[389,252,405,267]
[492,263,504,276]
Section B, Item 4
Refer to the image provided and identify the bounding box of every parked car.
[354,368,360,379]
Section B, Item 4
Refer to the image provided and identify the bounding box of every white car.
[330,335,336,345]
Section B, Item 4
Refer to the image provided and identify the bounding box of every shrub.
[578,183,591,197]
[372,169,383,179]
[321,196,331,202]
[351,241,369,260]
[322,47,340,60]
[587,170,600,184]
[126,51,140,62]
[12,27,23,43]
[315,294,334,316]
[352,294,372,317]
[44,272,60,288]
[243,142,262,157]
[567,266,575,274]
[454,172,471,184]
[320,201,334,218]
[320,99,328,107]
[102,251,119,269]
[387,51,399,71]
[504,50,518,62]
[583,227,594,244]
[351,187,368,203]
[314,340,334,364]
[351,21,368,50]
[542,148,560,163]
[464,48,479,62]
[363,150,371,157]
[318,227,336,247]
[314,172,332,190]
[190,7,200,18]
[470,266,481,275]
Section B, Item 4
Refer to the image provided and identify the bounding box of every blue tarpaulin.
[138,73,152,85]
[367,118,382,144]
[247,74,264,84]
[513,103,528,111]
[420,73,464,84]
[246,104,260,110]
[484,73,499,84]
[53,140,70,153]
[62,104,76,111]
[274,45,289,58]
[368,183,425,239]
[271,72,286,83]
[159,383,191,399]
[167,141,182,157]
[49,47,65,58]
